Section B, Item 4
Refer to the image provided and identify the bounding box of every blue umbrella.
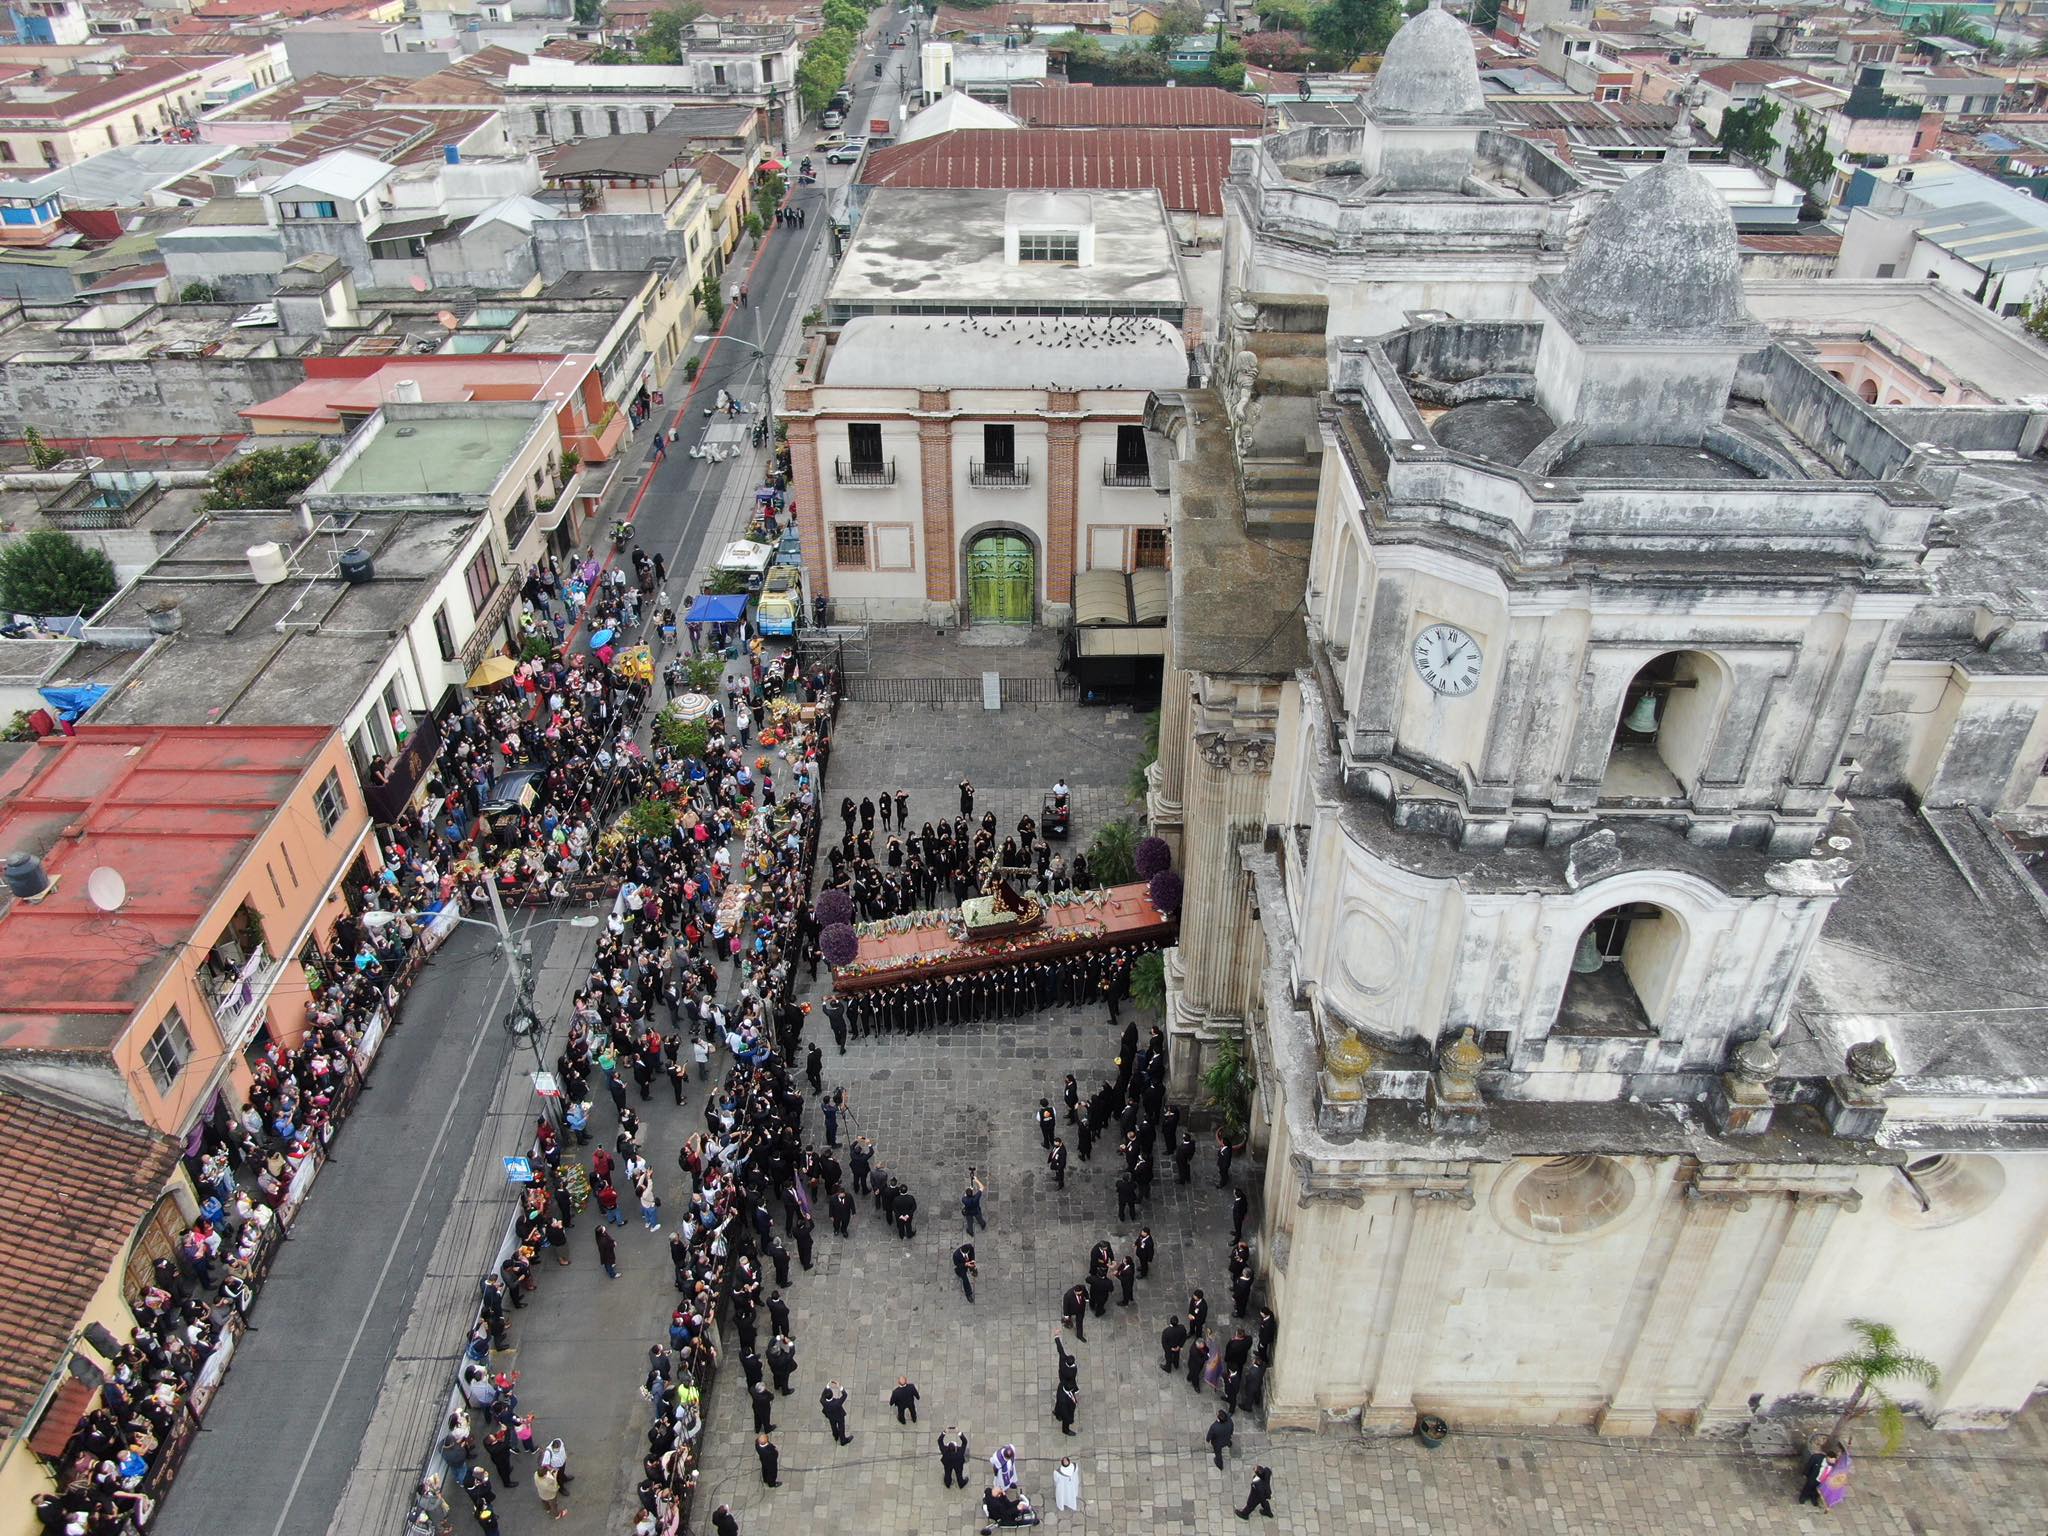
[589,628,615,648]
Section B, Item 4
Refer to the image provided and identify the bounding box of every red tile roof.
[1008,82,1267,129]
[864,126,1235,215]
[694,150,743,192]
[0,726,334,1053]
[0,1089,180,1442]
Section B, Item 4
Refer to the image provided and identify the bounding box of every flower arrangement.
[1147,871,1183,916]
[1135,835,1173,880]
[820,923,859,968]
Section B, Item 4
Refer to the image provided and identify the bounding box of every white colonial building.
[1150,0,2048,1441]
[786,188,1190,627]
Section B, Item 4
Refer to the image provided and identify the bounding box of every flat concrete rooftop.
[828,187,1187,314]
[321,414,537,498]
[1743,278,2048,405]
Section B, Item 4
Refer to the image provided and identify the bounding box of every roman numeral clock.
[1412,623,1483,697]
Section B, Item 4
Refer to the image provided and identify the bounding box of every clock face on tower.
[1412,623,1483,697]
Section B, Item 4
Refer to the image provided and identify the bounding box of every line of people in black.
[819,942,1150,1043]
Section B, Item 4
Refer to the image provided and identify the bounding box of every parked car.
[820,109,844,129]
[815,130,847,151]
[825,138,867,164]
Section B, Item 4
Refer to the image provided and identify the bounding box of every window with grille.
[1135,528,1169,568]
[142,1010,192,1094]
[832,525,869,569]
[314,769,346,833]
[1017,231,1079,263]
[464,546,498,614]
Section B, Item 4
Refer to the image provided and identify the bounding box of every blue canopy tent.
[686,594,750,624]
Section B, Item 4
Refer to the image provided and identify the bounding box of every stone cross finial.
[1666,78,1704,163]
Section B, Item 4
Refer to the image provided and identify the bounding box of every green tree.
[1257,0,1313,29]
[1907,6,1987,43]
[1150,0,1203,48]
[696,272,725,329]
[2020,286,2048,343]
[620,796,679,839]
[0,529,115,617]
[573,0,602,22]
[1471,0,1500,28]
[1200,35,1247,87]
[1782,107,1836,196]
[1202,1032,1255,1140]
[1716,97,1781,166]
[1309,0,1399,65]
[638,1,704,63]
[201,442,330,511]
[1803,1320,1940,1454]
[1087,816,1140,884]
[19,426,63,470]
[178,280,219,303]
[1130,950,1166,1011]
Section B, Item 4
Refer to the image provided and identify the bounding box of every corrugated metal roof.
[862,126,1234,215]
[1009,83,1266,128]
[1917,198,2048,273]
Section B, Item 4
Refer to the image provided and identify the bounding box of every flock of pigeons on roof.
[907,314,1170,349]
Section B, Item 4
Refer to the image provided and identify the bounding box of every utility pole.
[481,876,559,1126]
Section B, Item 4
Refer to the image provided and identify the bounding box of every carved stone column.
[1147,666,1191,864]
[1360,1187,1470,1432]
[1598,1175,1747,1437]
[1180,731,1269,1020]
[1699,1187,1860,1430]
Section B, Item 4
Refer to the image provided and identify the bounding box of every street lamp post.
[362,903,598,1121]
[697,332,777,426]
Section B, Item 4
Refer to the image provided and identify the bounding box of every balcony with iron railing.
[835,456,895,486]
[201,942,284,1050]
[969,456,1030,488]
[1102,459,1152,488]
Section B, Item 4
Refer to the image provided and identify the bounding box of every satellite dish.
[408,274,428,293]
[86,866,126,913]
[438,310,461,330]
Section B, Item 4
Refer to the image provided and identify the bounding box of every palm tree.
[1802,1319,1941,1453]
[1907,6,1988,43]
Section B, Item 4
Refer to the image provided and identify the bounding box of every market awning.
[687,593,750,623]
[759,159,785,173]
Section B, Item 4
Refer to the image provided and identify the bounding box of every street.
[149,23,909,1536]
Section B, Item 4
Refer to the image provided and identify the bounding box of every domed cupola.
[1531,105,1766,445]
[1357,0,1493,192]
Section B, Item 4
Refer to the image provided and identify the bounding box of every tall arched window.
[1556,902,1683,1035]
[1601,650,1726,801]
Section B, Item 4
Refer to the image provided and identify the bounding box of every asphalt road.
[154,919,547,1536]
[151,28,907,1536]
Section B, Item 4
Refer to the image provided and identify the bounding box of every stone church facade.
[1151,1,2048,1437]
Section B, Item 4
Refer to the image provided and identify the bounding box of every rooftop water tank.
[339,549,374,585]
[248,541,288,585]
[4,852,49,900]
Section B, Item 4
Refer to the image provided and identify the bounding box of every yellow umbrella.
[467,655,519,688]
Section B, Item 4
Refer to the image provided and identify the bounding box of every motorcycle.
[611,519,631,549]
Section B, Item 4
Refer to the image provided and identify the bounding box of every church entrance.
[966,531,1034,624]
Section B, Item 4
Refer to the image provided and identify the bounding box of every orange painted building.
[0,725,375,1143]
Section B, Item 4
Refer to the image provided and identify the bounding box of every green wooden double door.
[967,532,1034,624]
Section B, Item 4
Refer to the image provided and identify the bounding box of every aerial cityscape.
[0,0,2043,1530]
